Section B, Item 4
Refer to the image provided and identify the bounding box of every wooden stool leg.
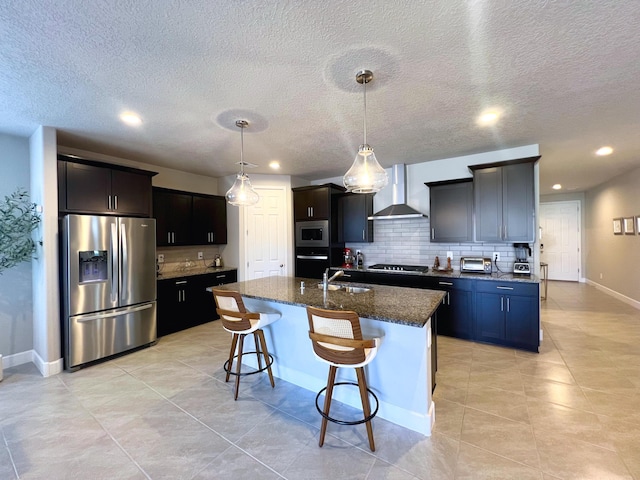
[356,367,375,452]
[257,329,275,389]
[234,334,245,401]
[226,333,239,382]
[319,365,337,447]
[254,334,263,370]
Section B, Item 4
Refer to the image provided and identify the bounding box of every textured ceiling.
[2,0,639,194]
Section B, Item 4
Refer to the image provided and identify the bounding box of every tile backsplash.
[346,217,524,271]
[156,245,221,273]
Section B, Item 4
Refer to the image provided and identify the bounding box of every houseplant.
[0,188,40,274]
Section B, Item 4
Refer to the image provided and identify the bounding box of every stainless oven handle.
[296,255,328,260]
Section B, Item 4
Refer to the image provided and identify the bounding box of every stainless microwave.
[295,220,329,247]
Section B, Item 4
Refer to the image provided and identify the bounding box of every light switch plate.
[157,254,165,263]
[446,251,453,259]
[493,252,500,261]
[197,251,204,260]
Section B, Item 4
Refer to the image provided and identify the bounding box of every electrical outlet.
[446,251,453,259]
[157,254,165,263]
[197,251,204,260]
[493,252,500,261]
[600,273,603,279]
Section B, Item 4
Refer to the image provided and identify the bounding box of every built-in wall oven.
[295,247,330,279]
[295,220,329,247]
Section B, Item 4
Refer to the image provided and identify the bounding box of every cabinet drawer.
[475,280,539,297]
[429,277,474,291]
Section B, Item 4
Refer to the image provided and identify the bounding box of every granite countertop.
[333,266,540,283]
[157,265,237,280]
[211,276,445,328]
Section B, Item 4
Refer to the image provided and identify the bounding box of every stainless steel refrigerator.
[62,214,157,370]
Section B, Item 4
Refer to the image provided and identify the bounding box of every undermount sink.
[316,283,371,293]
[317,283,343,291]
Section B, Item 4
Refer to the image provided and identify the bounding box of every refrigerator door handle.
[110,222,118,304]
[120,222,128,298]
[74,303,154,322]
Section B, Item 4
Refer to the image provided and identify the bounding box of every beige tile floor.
[1,281,639,479]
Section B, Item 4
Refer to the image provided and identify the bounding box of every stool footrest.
[224,351,274,377]
[315,382,379,426]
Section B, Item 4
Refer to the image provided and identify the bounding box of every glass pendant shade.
[343,69,388,193]
[226,172,259,206]
[225,119,259,207]
[344,144,388,193]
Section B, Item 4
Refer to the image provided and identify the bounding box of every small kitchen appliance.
[342,248,354,268]
[460,257,492,274]
[513,243,532,275]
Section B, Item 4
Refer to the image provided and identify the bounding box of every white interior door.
[539,201,580,281]
[244,187,288,280]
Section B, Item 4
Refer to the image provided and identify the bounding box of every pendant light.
[225,120,259,207]
[343,69,388,194]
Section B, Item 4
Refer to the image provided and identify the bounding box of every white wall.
[0,133,34,364]
[30,126,62,376]
[585,166,640,306]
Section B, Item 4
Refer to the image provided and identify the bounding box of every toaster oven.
[460,257,492,274]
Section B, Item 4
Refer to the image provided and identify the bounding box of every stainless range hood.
[368,164,426,220]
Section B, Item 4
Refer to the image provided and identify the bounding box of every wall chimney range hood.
[368,164,426,220]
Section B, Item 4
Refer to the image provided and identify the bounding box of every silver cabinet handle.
[362,229,365,240]
[296,255,328,260]
[172,232,175,244]
[501,296,504,311]
[497,286,514,290]
[431,228,435,240]
[447,292,451,305]
[175,280,187,285]
[216,274,225,279]
[438,281,453,286]
[507,297,510,312]
[114,195,118,210]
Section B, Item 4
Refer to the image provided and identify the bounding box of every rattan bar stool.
[212,289,281,400]
[306,306,382,451]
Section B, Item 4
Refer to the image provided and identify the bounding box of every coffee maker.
[513,243,532,275]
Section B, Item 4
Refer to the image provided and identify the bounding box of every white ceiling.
[2,1,639,195]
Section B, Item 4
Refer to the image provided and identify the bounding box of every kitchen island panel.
[241,297,436,436]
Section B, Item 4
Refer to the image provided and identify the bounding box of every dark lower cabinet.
[425,278,474,340]
[157,270,237,337]
[475,281,539,352]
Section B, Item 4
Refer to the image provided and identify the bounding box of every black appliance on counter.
[513,243,532,275]
[368,263,429,273]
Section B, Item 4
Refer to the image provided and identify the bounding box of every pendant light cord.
[363,78,367,146]
[240,124,245,175]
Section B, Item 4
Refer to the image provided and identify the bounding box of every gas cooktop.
[368,264,429,273]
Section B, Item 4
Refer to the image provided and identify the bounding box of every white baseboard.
[585,279,640,311]
[2,350,63,377]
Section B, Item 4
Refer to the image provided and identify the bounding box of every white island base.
[240,298,435,436]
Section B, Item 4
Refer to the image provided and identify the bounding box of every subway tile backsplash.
[346,217,519,271]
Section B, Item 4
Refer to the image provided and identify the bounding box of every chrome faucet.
[323,268,344,291]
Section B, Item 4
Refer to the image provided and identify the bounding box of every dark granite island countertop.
[213,275,445,328]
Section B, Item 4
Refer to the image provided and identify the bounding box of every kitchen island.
[211,275,445,436]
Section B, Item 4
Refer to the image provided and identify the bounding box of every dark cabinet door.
[505,293,539,349]
[157,278,192,337]
[502,163,535,242]
[472,158,537,242]
[294,187,330,220]
[153,188,192,246]
[111,170,152,217]
[424,277,474,340]
[475,292,506,343]
[427,179,473,243]
[157,270,238,337]
[340,193,374,242]
[473,167,503,242]
[64,162,111,214]
[192,195,227,245]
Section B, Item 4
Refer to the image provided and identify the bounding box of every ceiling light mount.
[343,69,388,194]
[225,119,259,207]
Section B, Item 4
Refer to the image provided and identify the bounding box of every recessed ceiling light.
[595,146,613,156]
[120,112,142,126]
[552,184,562,190]
[477,110,501,126]
[269,161,280,170]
